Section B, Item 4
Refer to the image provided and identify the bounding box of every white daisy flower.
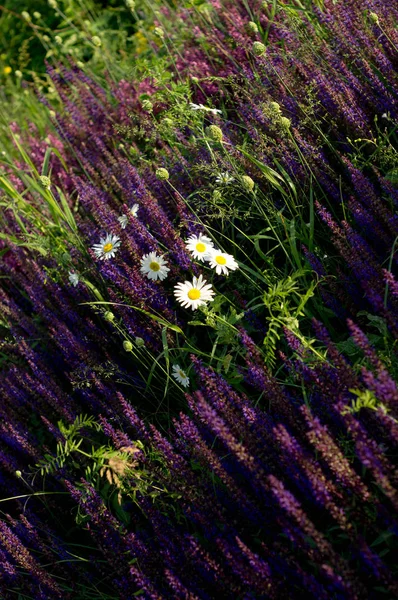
[215,172,234,185]
[207,248,239,276]
[118,204,139,229]
[140,252,170,281]
[92,233,121,261]
[174,274,215,310]
[68,271,79,287]
[185,234,214,262]
[172,364,190,388]
[189,102,222,115]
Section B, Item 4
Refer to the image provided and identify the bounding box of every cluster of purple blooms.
[0,0,397,598]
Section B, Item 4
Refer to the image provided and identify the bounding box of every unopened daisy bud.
[39,175,51,189]
[76,61,84,68]
[246,21,258,35]
[48,0,58,8]
[369,12,379,24]
[241,175,255,192]
[252,41,266,56]
[104,311,115,322]
[15,70,22,78]
[126,0,135,8]
[269,101,281,113]
[156,167,169,181]
[280,116,291,130]
[92,36,102,47]
[42,35,50,42]
[21,11,31,22]
[191,76,199,84]
[154,27,165,39]
[123,340,133,352]
[141,99,153,111]
[206,125,223,143]
[33,11,41,19]
[15,470,22,478]
[54,35,62,45]
[135,337,145,348]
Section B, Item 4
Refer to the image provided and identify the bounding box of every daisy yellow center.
[179,370,186,378]
[196,242,206,253]
[103,243,113,253]
[188,288,201,300]
[215,255,227,265]
[149,261,160,271]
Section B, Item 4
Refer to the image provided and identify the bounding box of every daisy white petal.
[185,234,214,262]
[207,248,239,276]
[174,274,215,310]
[130,203,139,217]
[215,172,234,185]
[68,271,79,287]
[172,364,190,388]
[118,214,128,229]
[140,252,170,281]
[92,233,121,261]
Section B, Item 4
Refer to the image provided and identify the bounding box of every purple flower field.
[0,1,397,598]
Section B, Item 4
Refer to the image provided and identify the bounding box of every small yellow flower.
[3,66,12,75]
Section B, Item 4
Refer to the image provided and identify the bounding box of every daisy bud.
[126,0,135,8]
[191,76,199,84]
[246,21,258,35]
[15,70,23,78]
[280,116,291,130]
[55,35,62,45]
[156,167,169,181]
[141,99,153,112]
[43,35,50,42]
[123,340,133,352]
[252,41,266,56]
[33,11,41,19]
[369,12,379,24]
[241,175,255,192]
[92,36,102,47]
[77,61,85,68]
[39,175,51,189]
[15,470,22,478]
[22,11,31,22]
[48,0,58,7]
[269,101,281,113]
[154,27,165,39]
[135,337,145,348]
[206,125,223,143]
[104,311,115,322]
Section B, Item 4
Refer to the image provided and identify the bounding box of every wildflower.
[252,41,266,56]
[21,11,31,21]
[156,167,169,181]
[48,0,58,7]
[140,252,170,281]
[207,248,239,276]
[126,0,135,8]
[189,103,221,115]
[33,11,41,19]
[92,36,102,48]
[39,175,51,189]
[172,364,190,388]
[215,172,234,185]
[269,101,282,114]
[141,99,153,112]
[241,175,255,192]
[68,271,79,287]
[123,340,133,352]
[3,66,11,76]
[118,204,139,229]
[92,233,121,261]
[206,125,223,142]
[186,234,214,262]
[174,274,215,310]
[104,311,115,322]
[280,116,291,130]
[15,470,22,478]
[15,70,22,78]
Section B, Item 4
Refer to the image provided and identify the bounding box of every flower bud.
[92,36,102,47]
[126,0,135,8]
[191,76,199,84]
[104,311,115,322]
[156,167,169,181]
[33,11,41,19]
[21,11,31,22]
[269,101,281,113]
[154,27,165,39]
[280,116,291,130]
[15,70,23,78]
[252,41,266,56]
[241,175,255,192]
[162,117,173,128]
[246,21,258,35]
[206,125,223,143]
[369,12,379,24]
[15,470,22,478]
[39,175,51,189]
[48,0,58,8]
[141,99,153,112]
[135,337,145,348]
[55,35,62,45]
[123,340,133,352]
